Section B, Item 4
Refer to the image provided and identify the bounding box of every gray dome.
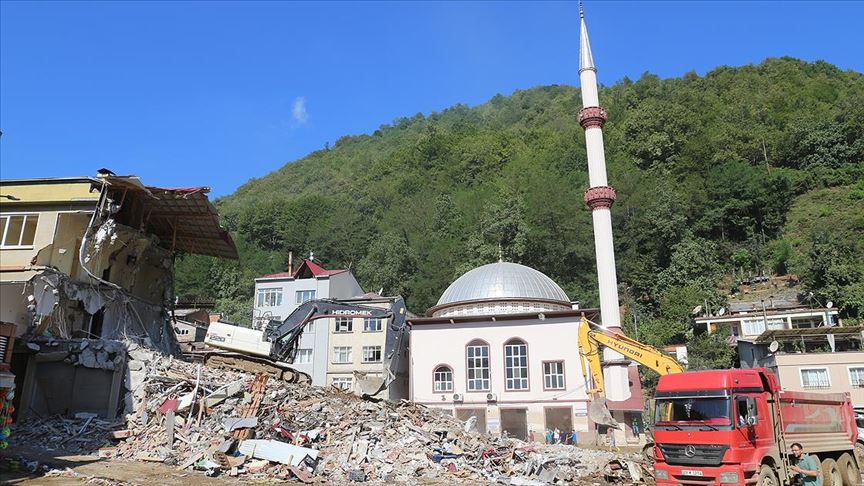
[436,262,570,308]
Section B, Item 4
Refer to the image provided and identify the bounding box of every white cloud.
[292,96,308,125]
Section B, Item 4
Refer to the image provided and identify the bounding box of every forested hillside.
[176,57,864,359]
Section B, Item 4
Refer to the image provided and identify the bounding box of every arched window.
[504,338,529,390]
[466,339,490,391]
[433,365,453,392]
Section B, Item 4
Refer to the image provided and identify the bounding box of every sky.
[1,1,862,197]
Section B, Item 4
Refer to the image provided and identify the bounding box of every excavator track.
[191,351,311,384]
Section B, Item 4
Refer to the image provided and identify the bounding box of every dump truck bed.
[777,390,858,453]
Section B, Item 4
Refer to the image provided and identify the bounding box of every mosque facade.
[409,262,602,441]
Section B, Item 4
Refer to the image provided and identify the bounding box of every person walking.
[789,442,822,485]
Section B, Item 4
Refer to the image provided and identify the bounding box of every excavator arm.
[577,315,685,426]
[266,299,399,363]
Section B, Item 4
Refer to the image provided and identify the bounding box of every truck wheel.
[821,458,843,486]
[856,442,864,469]
[757,464,778,486]
[836,453,860,486]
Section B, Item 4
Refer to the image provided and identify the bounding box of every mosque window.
[543,361,565,390]
[504,339,529,390]
[466,340,490,391]
[433,365,453,392]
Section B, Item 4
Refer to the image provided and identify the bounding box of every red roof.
[257,259,348,280]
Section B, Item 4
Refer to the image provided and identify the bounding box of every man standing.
[789,443,822,485]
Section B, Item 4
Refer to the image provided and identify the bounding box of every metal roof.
[100,176,238,260]
[435,262,570,308]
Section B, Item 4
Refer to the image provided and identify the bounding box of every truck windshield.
[655,397,732,425]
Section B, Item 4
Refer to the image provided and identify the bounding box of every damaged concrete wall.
[28,271,177,354]
[19,339,127,419]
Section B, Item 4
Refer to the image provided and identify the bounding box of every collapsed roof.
[96,175,238,260]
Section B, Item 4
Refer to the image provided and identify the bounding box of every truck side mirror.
[747,415,758,427]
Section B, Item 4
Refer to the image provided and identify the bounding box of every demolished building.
[0,174,237,421]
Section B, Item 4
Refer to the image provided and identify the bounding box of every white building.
[409,262,646,443]
[253,258,363,385]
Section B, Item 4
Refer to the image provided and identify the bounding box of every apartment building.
[252,258,363,386]
[698,304,840,339]
[325,295,409,401]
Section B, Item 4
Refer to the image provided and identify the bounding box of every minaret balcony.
[578,106,608,129]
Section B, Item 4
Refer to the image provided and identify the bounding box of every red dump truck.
[652,368,860,486]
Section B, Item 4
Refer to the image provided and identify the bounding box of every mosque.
[408,4,645,444]
[408,261,645,444]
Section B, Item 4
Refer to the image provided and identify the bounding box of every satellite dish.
[691,305,703,316]
[826,301,833,308]
[768,341,780,353]
[718,307,726,316]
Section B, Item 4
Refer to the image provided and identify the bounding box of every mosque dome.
[428,262,571,317]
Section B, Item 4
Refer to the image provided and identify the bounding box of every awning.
[753,325,864,343]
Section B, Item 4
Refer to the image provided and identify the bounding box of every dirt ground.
[1,446,295,486]
[2,445,632,485]
[3,457,240,485]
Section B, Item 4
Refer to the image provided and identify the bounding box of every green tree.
[356,232,418,299]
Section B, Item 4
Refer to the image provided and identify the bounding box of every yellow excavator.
[577,315,685,427]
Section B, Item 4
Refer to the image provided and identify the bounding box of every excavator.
[200,297,407,396]
[577,314,685,429]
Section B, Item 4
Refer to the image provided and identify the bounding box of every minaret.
[578,2,631,402]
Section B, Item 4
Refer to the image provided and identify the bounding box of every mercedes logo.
[684,445,697,458]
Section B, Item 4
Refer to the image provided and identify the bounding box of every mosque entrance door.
[500,408,527,440]
[544,407,573,439]
[456,408,486,433]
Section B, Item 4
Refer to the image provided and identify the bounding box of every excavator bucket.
[589,398,619,427]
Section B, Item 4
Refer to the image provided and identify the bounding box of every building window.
[335,317,353,332]
[256,288,283,307]
[543,361,565,390]
[333,346,352,364]
[0,214,39,248]
[434,365,453,392]
[363,318,382,332]
[800,368,831,389]
[295,349,313,364]
[504,339,529,391]
[850,367,864,388]
[362,346,382,363]
[741,318,785,336]
[332,377,352,391]
[466,340,490,391]
[295,290,316,304]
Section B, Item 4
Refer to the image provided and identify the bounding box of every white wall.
[410,317,589,405]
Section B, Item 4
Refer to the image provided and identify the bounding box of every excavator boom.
[577,315,685,427]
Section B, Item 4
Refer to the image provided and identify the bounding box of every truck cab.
[653,368,860,486]
[653,369,777,485]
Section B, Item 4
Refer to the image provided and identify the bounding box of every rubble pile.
[12,352,644,484]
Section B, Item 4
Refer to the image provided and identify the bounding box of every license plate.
[681,470,704,477]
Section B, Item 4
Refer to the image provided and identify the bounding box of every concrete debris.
[11,354,646,484]
[224,417,259,432]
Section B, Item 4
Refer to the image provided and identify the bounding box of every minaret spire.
[579,1,595,74]
[578,2,631,404]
